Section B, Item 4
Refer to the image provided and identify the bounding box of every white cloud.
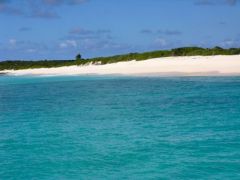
[59,42,68,48]
[220,39,239,47]
[59,40,77,48]
[9,38,17,46]
[26,48,37,53]
[154,38,167,46]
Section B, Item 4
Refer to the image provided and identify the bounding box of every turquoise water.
[0,75,240,179]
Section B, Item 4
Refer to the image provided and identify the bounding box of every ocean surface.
[0,75,240,179]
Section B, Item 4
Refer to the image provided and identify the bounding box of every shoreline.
[1,55,240,77]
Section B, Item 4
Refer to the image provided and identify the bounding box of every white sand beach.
[2,55,240,76]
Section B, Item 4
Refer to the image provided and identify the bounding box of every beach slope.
[1,55,240,76]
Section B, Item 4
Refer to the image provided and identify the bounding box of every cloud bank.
[0,0,88,19]
[195,0,238,6]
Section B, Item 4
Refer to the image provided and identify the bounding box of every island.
[1,47,240,76]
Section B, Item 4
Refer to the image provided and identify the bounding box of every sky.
[0,0,240,60]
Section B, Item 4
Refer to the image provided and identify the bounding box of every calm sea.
[0,75,240,179]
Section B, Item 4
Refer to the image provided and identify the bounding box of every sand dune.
[2,55,240,76]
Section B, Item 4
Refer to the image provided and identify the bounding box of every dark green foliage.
[76,54,81,60]
[75,54,82,65]
[1,47,240,70]
[0,60,76,70]
[75,53,82,65]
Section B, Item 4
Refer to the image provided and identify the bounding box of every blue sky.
[0,0,240,60]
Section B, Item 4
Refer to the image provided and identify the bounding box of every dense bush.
[1,47,240,70]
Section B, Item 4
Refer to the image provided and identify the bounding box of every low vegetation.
[1,46,240,70]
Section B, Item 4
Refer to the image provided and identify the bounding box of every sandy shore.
[1,55,240,76]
